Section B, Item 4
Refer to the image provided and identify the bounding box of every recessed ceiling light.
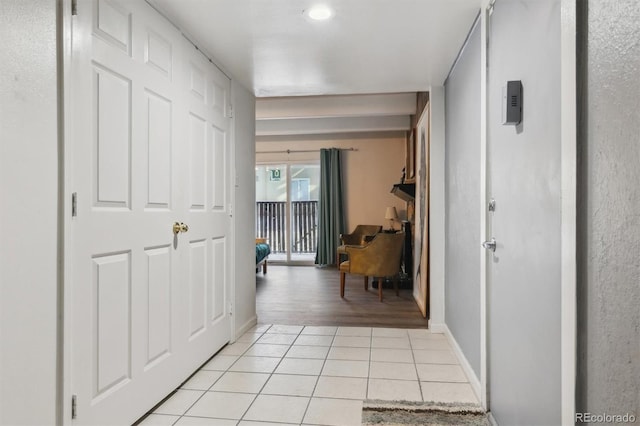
[307,5,334,21]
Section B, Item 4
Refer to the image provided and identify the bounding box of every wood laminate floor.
[256,265,429,329]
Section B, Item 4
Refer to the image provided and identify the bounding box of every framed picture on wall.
[413,103,430,318]
[405,128,416,183]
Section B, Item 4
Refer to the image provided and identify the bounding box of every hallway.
[140,267,471,424]
[141,324,478,425]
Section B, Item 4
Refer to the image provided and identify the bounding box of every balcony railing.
[256,201,318,255]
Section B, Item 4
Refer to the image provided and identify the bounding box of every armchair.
[336,224,382,265]
[340,225,382,245]
[339,232,404,302]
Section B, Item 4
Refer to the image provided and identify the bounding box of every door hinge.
[71,395,77,419]
[229,203,233,217]
[227,104,234,119]
[227,301,233,316]
[72,192,78,217]
[71,0,78,16]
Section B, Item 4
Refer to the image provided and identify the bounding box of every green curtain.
[315,148,345,265]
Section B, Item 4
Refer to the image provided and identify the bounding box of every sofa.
[256,238,270,273]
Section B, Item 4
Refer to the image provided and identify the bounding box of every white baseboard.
[441,324,482,405]
[488,411,498,426]
[234,315,258,341]
[428,322,447,333]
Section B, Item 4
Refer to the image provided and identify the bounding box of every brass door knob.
[173,222,189,235]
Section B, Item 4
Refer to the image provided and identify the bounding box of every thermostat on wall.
[502,80,523,125]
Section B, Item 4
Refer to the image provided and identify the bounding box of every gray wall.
[444,19,482,378]
[577,0,640,422]
[0,0,59,424]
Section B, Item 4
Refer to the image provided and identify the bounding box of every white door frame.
[478,0,577,423]
[479,0,491,413]
[61,0,75,421]
[559,0,577,423]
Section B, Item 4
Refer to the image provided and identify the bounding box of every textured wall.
[444,19,481,378]
[576,0,640,421]
[0,0,59,424]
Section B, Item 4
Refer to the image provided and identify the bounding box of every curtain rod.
[256,148,358,154]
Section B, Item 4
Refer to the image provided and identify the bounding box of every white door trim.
[228,82,237,343]
[560,0,577,424]
[479,0,492,413]
[61,0,74,422]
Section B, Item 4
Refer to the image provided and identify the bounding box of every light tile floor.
[141,325,478,426]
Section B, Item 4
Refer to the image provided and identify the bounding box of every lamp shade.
[384,206,399,221]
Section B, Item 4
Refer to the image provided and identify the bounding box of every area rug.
[361,400,489,426]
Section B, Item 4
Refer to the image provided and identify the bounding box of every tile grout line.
[409,329,425,402]
[366,327,373,401]
[236,324,304,423]
[169,324,272,425]
[298,325,338,425]
[227,325,273,424]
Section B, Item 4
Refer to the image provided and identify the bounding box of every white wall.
[0,1,59,424]
[232,80,258,337]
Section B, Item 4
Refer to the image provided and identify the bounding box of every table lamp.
[385,206,399,231]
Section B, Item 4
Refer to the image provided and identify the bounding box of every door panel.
[211,237,227,322]
[144,90,172,208]
[145,30,173,78]
[188,239,207,338]
[93,252,131,397]
[93,65,131,207]
[189,113,208,210]
[212,126,227,210]
[71,1,232,424]
[189,64,207,100]
[94,0,131,53]
[144,245,172,367]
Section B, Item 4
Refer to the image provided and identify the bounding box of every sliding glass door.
[289,164,320,261]
[256,163,320,263]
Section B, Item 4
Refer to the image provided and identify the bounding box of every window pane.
[290,164,319,261]
[255,165,287,256]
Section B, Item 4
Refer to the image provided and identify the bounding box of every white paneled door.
[69,1,232,424]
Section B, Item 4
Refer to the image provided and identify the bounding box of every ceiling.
[149,0,481,98]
